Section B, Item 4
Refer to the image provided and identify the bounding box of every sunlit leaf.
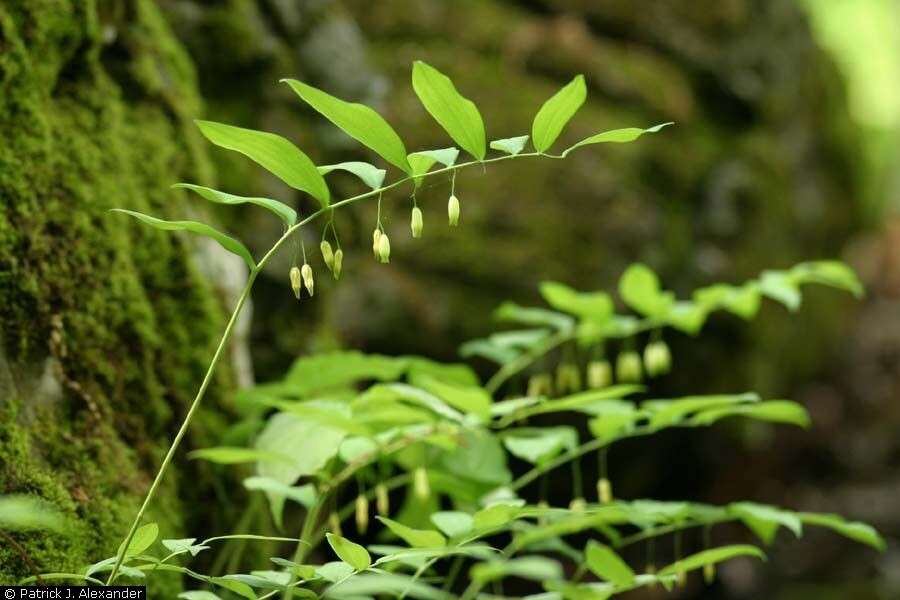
[490,135,530,155]
[326,533,371,571]
[412,61,486,160]
[173,184,296,227]
[430,511,474,538]
[562,122,673,157]
[195,120,329,207]
[318,161,387,190]
[242,476,316,529]
[532,75,587,152]
[282,78,411,173]
[540,281,614,323]
[690,400,810,429]
[502,427,578,465]
[799,513,885,551]
[118,523,158,558]
[111,209,256,269]
[416,376,491,421]
[471,556,563,584]
[584,540,634,586]
[657,545,765,577]
[618,263,674,317]
[792,261,864,298]
[494,301,575,332]
[729,502,802,545]
[377,516,446,548]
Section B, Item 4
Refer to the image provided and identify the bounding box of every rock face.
[0,1,243,590]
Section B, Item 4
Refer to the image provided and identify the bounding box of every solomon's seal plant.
[19,61,882,598]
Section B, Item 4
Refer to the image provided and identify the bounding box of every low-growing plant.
[13,61,883,598]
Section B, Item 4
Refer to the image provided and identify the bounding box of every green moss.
[0,0,233,591]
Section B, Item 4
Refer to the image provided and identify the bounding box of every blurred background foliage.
[2,0,898,597]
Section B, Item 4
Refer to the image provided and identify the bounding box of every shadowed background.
[1,0,898,597]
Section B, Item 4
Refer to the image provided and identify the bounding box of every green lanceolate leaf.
[658,545,765,577]
[490,135,530,155]
[758,270,801,311]
[494,301,575,332]
[618,263,674,317]
[690,400,810,429]
[111,209,256,269]
[532,75,587,152]
[416,375,491,421]
[502,427,578,465]
[187,447,293,465]
[326,532,371,571]
[584,540,635,587]
[282,78,411,173]
[407,147,461,187]
[430,511,474,538]
[173,183,297,227]
[412,61,486,160]
[195,120,329,208]
[799,513,885,551]
[377,516,446,548]
[471,556,563,585]
[118,522,159,558]
[792,261,864,297]
[0,495,65,532]
[562,122,673,157]
[318,162,387,190]
[540,281,614,323]
[729,502,802,545]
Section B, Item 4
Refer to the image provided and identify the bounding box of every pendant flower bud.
[289,266,302,300]
[372,228,382,258]
[616,350,643,383]
[587,360,612,389]
[413,467,430,500]
[411,206,423,238]
[355,494,369,534]
[569,497,587,513]
[703,562,716,584]
[320,240,335,271]
[329,512,342,536]
[597,477,612,504]
[301,263,314,297]
[644,340,672,376]
[447,194,460,226]
[332,249,343,280]
[375,483,389,516]
[377,232,391,263]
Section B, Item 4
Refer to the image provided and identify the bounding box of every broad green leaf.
[416,376,491,421]
[408,153,439,188]
[318,161,387,190]
[490,135,529,155]
[473,503,523,531]
[471,556,563,584]
[618,263,674,317]
[512,507,632,550]
[645,393,758,429]
[488,329,550,350]
[657,545,765,577]
[562,122,673,157]
[588,409,640,445]
[430,511,474,538]
[173,183,296,226]
[254,412,346,493]
[242,476,316,529]
[412,147,459,167]
[187,447,292,465]
[792,261,864,297]
[584,541,634,586]
[178,592,223,600]
[162,538,209,557]
[119,522,158,558]
[729,503,802,544]
[111,209,255,269]
[209,577,258,600]
[758,270,801,311]
[494,301,575,332]
[540,282,614,323]
[458,339,521,365]
[404,357,480,386]
[0,495,65,532]
[195,120,329,207]
[691,400,810,428]
[315,560,354,582]
[532,75,587,152]
[502,427,578,465]
[412,61,486,160]
[521,386,643,419]
[328,572,451,600]
[694,283,761,320]
[282,78,411,173]
[440,428,511,486]
[371,544,496,567]
[326,533,371,571]
[799,513,885,551]
[377,516,446,548]
[664,301,708,335]
[281,351,408,396]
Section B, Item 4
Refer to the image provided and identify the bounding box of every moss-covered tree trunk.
[0,1,243,589]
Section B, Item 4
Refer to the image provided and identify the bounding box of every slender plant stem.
[106,270,258,584]
[485,331,570,394]
[614,517,730,549]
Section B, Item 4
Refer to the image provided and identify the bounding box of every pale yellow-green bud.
[355,494,369,534]
[329,512,342,536]
[332,249,343,280]
[320,240,335,271]
[301,263,314,296]
[676,570,687,588]
[411,206,423,238]
[447,195,460,226]
[375,483,389,516]
[377,232,391,263]
[372,228,382,257]
[569,497,587,513]
[616,351,643,383]
[587,360,612,389]
[703,562,715,585]
[413,467,430,500]
[596,477,612,504]
[537,500,550,526]
[527,374,543,397]
[289,266,302,300]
